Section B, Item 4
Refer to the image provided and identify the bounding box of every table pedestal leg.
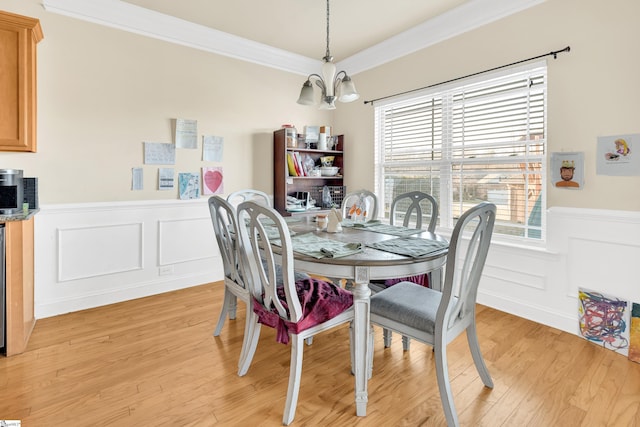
[353,266,371,416]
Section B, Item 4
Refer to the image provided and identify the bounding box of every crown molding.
[41,0,321,75]
[339,0,546,75]
[42,0,544,77]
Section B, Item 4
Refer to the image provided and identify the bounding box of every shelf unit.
[273,128,345,215]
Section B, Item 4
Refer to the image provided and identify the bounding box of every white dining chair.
[369,202,496,427]
[227,189,271,208]
[235,200,356,425]
[208,195,253,374]
[341,189,379,222]
[376,191,440,350]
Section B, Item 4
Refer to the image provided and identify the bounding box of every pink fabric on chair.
[253,277,354,344]
[384,273,430,288]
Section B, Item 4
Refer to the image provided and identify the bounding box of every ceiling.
[120,0,470,61]
[42,0,544,76]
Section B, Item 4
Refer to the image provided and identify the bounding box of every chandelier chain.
[325,0,331,59]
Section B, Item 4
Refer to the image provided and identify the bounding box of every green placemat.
[366,237,448,258]
[281,232,364,259]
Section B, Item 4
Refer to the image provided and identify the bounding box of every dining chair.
[374,191,440,350]
[208,195,252,373]
[235,200,356,425]
[390,190,438,232]
[341,189,379,222]
[369,202,496,427]
[227,189,271,208]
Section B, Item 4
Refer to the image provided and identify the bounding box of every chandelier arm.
[307,74,327,92]
[333,70,347,91]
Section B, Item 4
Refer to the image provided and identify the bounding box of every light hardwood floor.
[1,282,639,426]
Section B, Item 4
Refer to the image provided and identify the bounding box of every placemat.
[366,237,448,258]
[278,232,364,259]
[342,219,423,237]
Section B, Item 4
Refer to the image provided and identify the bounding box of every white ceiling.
[42,0,544,76]
[120,0,470,61]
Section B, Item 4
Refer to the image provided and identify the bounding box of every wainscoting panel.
[158,217,216,265]
[58,223,143,282]
[35,199,223,318]
[567,237,640,300]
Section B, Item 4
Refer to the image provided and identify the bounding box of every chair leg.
[467,323,494,388]
[402,335,411,351]
[237,313,261,376]
[434,342,459,427]
[283,335,305,426]
[382,328,393,348]
[228,293,238,320]
[236,300,253,373]
[213,288,233,336]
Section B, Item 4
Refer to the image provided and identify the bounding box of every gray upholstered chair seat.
[370,281,457,335]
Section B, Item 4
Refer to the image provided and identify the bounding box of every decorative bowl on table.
[320,166,340,176]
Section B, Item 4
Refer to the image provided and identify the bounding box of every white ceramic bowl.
[320,166,339,176]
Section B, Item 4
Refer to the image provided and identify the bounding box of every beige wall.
[1,0,331,204]
[2,0,639,212]
[337,0,640,211]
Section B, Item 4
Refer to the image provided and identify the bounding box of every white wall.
[479,207,640,334]
[33,200,640,340]
[34,199,222,318]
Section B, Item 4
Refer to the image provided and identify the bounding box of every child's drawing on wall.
[551,152,584,189]
[597,134,640,176]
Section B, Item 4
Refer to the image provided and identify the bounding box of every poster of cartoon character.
[596,134,640,176]
[551,152,584,189]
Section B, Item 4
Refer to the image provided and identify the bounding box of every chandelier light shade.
[297,0,359,110]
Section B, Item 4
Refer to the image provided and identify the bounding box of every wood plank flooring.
[1,282,639,426]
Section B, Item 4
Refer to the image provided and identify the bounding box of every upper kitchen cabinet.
[0,11,43,152]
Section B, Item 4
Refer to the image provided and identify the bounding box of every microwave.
[0,169,24,215]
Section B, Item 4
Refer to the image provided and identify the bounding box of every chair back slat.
[389,191,438,232]
[236,201,303,323]
[227,189,271,208]
[208,196,243,286]
[439,202,495,333]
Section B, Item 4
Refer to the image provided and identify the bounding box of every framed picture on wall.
[551,152,584,189]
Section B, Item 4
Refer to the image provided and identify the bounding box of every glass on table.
[316,214,328,231]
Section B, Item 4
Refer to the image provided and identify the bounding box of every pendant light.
[297,0,359,109]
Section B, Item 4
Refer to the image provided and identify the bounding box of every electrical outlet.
[159,265,174,276]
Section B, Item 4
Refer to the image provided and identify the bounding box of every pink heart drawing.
[204,170,223,193]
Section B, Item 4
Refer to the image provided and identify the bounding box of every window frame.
[374,60,547,244]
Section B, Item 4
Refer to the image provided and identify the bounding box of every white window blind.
[375,62,546,241]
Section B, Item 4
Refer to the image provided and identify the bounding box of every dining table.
[281,215,449,417]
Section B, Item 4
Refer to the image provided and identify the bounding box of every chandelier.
[296,0,359,110]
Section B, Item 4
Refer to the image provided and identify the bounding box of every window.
[374,61,546,241]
